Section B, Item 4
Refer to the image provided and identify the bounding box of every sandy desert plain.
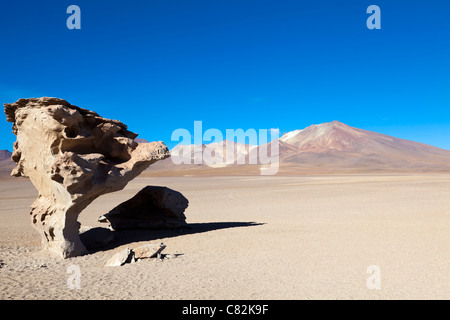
[0,171,449,300]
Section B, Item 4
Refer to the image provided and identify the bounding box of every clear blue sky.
[1,0,449,151]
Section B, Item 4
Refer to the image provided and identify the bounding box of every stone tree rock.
[4,97,170,258]
[99,186,189,230]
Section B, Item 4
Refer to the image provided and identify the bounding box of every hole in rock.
[64,126,79,138]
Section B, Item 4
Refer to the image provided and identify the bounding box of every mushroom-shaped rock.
[4,97,170,258]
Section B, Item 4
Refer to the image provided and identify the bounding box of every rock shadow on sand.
[81,222,265,254]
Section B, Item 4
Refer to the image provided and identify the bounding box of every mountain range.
[2,121,450,177]
[145,121,450,175]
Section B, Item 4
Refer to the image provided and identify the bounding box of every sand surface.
[0,174,449,299]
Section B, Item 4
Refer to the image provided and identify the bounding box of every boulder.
[99,186,188,230]
[133,243,166,259]
[4,97,170,258]
[104,248,135,267]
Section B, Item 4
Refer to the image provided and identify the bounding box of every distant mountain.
[146,140,258,174]
[0,150,12,161]
[277,121,450,172]
[0,150,14,179]
[171,140,258,167]
[134,138,150,144]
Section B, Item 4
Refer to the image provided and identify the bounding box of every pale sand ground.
[0,174,449,300]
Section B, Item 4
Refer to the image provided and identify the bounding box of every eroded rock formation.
[99,186,189,230]
[4,97,170,258]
